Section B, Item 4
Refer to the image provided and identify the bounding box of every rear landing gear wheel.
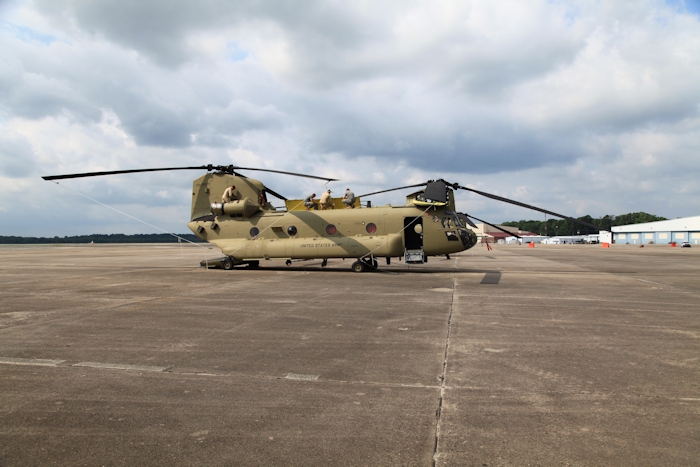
[286,260,292,266]
[351,261,366,273]
[321,259,328,268]
[221,258,234,270]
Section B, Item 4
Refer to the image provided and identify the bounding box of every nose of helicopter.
[458,228,478,249]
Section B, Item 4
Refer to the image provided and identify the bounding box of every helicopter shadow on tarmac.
[230,262,502,282]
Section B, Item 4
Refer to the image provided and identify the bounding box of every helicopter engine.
[210,199,260,217]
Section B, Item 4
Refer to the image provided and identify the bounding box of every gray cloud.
[0,134,36,178]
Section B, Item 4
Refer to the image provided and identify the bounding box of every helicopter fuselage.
[188,204,477,263]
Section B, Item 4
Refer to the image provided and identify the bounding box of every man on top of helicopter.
[342,188,356,208]
[304,193,317,210]
[319,189,333,210]
[222,185,238,203]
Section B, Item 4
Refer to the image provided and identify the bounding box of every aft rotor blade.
[466,214,522,239]
[454,185,602,231]
[42,166,210,181]
[358,183,427,198]
[43,164,337,182]
[233,167,338,182]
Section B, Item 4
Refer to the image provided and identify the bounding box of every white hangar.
[612,215,700,245]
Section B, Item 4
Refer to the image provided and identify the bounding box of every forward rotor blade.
[263,186,288,201]
[42,166,209,181]
[466,214,522,239]
[358,183,427,198]
[455,213,477,228]
[232,167,338,182]
[454,185,601,231]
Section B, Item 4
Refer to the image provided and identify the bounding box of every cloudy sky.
[1,0,699,237]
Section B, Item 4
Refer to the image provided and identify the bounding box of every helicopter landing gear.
[221,257,234,270]
[321,259,328,268]
[352,256,378,272]
[286,260,292,266]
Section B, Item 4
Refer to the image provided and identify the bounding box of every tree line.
[0,233,203,244]
[0,211,668,243]
[501,212,667,236]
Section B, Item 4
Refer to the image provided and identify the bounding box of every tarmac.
[0,243,698,466]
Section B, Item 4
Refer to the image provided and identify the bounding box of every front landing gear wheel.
[351,261,367,273]
[221,258,234,270]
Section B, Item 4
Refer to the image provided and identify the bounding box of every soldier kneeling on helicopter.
[304,193,317,210]
[342,188,355,208]
[319,189,333,210]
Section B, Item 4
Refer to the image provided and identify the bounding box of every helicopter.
[43,164,602,272]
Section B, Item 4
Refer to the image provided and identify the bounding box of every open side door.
[404,217,425,264]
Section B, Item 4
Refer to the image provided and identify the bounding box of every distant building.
[505,235,547,244]
[472,223,536,244]
[540,235,596,244]
[612,215,700,244]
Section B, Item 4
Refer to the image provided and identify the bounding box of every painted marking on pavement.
[72,362,171,372]
[285,373,319,381]
[0,357,65,366]
[480,272,502,284]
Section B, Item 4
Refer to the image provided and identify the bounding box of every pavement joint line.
[0,357,440,389]
[1,360,695,400]
[0,357,65,366]
[432,255,458,466]
[71,362,171,372]
[454,293,699,306]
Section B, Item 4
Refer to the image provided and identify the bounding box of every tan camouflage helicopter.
[43,164,600,272]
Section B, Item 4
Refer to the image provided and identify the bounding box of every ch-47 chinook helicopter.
[43,164,601,272]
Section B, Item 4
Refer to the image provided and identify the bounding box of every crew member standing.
[222,185,238,203]
[342,188,356,208]
[319,189,333,210]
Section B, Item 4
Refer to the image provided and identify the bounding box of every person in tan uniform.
[222,185,238,203]
[319,189,333,210]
